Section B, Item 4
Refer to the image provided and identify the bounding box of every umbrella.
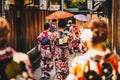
[46,11,74,19]
[74,14,89,21]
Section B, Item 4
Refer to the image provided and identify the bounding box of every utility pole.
[1,0,5,18]
[61,0,64,11]
[0,0,2,16]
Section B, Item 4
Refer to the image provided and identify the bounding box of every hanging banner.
[49,5,60,11]
[94,0,106,1]
[87,0,93,10]
[39,0,47,10]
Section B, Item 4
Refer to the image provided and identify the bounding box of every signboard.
[94,0,106,1]
[87,0,93,10]
[49,5,60,11]
[39,0,47,10]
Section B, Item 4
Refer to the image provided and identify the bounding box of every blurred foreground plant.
[103,39,112,50]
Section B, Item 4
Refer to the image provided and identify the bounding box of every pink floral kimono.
[48,30,77,80]
[37,31,54,80]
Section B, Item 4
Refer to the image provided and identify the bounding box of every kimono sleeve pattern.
[66,53,120,80]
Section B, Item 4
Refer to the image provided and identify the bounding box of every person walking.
[0,17,34,80]
[37,23,53,80]
[49,19,69,80]
[50,19,57,33]
[66,18,120,80]
[48,19,78,80]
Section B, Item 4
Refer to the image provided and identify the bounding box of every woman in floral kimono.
[37,23,53,80]
[48,19,77,80]
[69,23,88,53]
[66,18,120,80]
[0,17,34,80]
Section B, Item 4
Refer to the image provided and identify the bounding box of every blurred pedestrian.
[66,18,120,80]
[48,18,82,80]
[50,19,57,33]
[48,19,73,80]
[67,23,88,53]
[37,23,53,80]
[0,17,34,80]
[65,19,73,31]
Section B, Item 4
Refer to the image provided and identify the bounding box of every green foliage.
[70,0,87,9]
[71,0,86,3]
[103,39,112,50]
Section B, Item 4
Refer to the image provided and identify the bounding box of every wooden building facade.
[112,0,120,54]
[1,0,120,54]
[3,0,47,52]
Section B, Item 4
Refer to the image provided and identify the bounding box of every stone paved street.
[34,52,82,80]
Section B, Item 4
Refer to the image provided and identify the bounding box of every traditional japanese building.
[0,0,120,55]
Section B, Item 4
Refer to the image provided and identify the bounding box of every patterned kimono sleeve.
[68,32,81,53]
[65,31,73,49]
[48,31,58,42]
[48,31,59,52]
[37,33,43,44]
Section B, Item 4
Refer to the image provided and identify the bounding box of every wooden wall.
[112,0,120,54]
[116,0,120,53]
[9,0,33,5]
[6,3,47,52]
[23,7,47,52]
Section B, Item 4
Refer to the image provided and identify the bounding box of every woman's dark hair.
[52,19,57,22]
[0,17,10,49]
[84,18,108,45]
[58,19,66,28]
[44,23,50,30]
